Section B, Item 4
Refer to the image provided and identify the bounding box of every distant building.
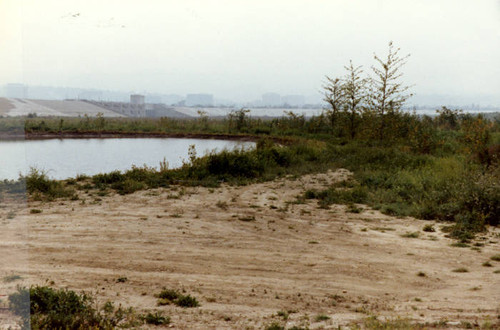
[186,94,214,107]
[4,83,27,98]
[85,94,146,117]
[262,93,281,107]
[282,95,305,107]
[130,94,145,105]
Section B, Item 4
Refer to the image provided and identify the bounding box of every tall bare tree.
[322,76,344,133]
[369,41,412,140]
[343,60,368,139]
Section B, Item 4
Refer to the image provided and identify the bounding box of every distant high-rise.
[130,94,145,105]
[262,93,281,106]
[186,94,214,107]
[282,95,305,107]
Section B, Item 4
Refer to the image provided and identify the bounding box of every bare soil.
[1,169,499,329]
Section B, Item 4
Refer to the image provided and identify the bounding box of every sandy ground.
[0,169,499,329]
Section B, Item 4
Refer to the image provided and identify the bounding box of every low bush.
[23,168,74,200]
[156,288,199,308]
[8,286,136,329]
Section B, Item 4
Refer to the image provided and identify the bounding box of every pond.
[0,138,254,180]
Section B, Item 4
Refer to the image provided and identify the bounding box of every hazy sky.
[1,0,499,102]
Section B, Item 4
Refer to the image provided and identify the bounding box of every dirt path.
[1,169,499,329]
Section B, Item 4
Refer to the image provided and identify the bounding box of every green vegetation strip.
[1,106,499,243]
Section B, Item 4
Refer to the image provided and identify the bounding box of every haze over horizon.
[1,0,499,104]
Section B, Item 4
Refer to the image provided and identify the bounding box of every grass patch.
[347,203,363,213]
[372,227,395,232]
[264,322,285,330]
[315,314,330,322]
[452,267,469,273]
[276,310,289,320]
[3,275,22,283]
[360,315,419,328]
[401,232,420,238]
[142,311,170,325]
[490,254,500,261]
[238,215,256,222]
[216,200,228,210]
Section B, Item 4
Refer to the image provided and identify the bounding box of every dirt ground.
[1,169,499,329]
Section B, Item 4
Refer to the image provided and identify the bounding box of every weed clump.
[422,224,435,232]
[3,275,22,283]
[401,232,420,238]
[142,311,170,325]
[264,322,285,330]
[156,288,199,308]
[452,267,469,273]
[490,254,500,262]
[315,314,330,322]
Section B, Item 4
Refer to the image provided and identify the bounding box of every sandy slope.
[0,169,499,329]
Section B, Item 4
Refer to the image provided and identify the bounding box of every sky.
[0,0,499,103]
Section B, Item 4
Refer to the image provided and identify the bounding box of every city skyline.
[3,82,500,110]
[0,1,499,105]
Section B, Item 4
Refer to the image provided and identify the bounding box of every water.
[0,138,254,180]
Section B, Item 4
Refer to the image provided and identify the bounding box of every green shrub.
[265,322,285,330]
[8,286,134,329]
[111,179,146,195]
[142,311,170,325]
[155,289,199,308]
[175,294,199,308]
[157,289,180,301]
[24,168,74,200]
[422,224,435,232]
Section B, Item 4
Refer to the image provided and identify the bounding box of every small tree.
[197,110,208,130]
[228,108,251,132]
[369,41,412,140]
[322,76,344,133]
[343,60,368,139]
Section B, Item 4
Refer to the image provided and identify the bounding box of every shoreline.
[0,131,281,142]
